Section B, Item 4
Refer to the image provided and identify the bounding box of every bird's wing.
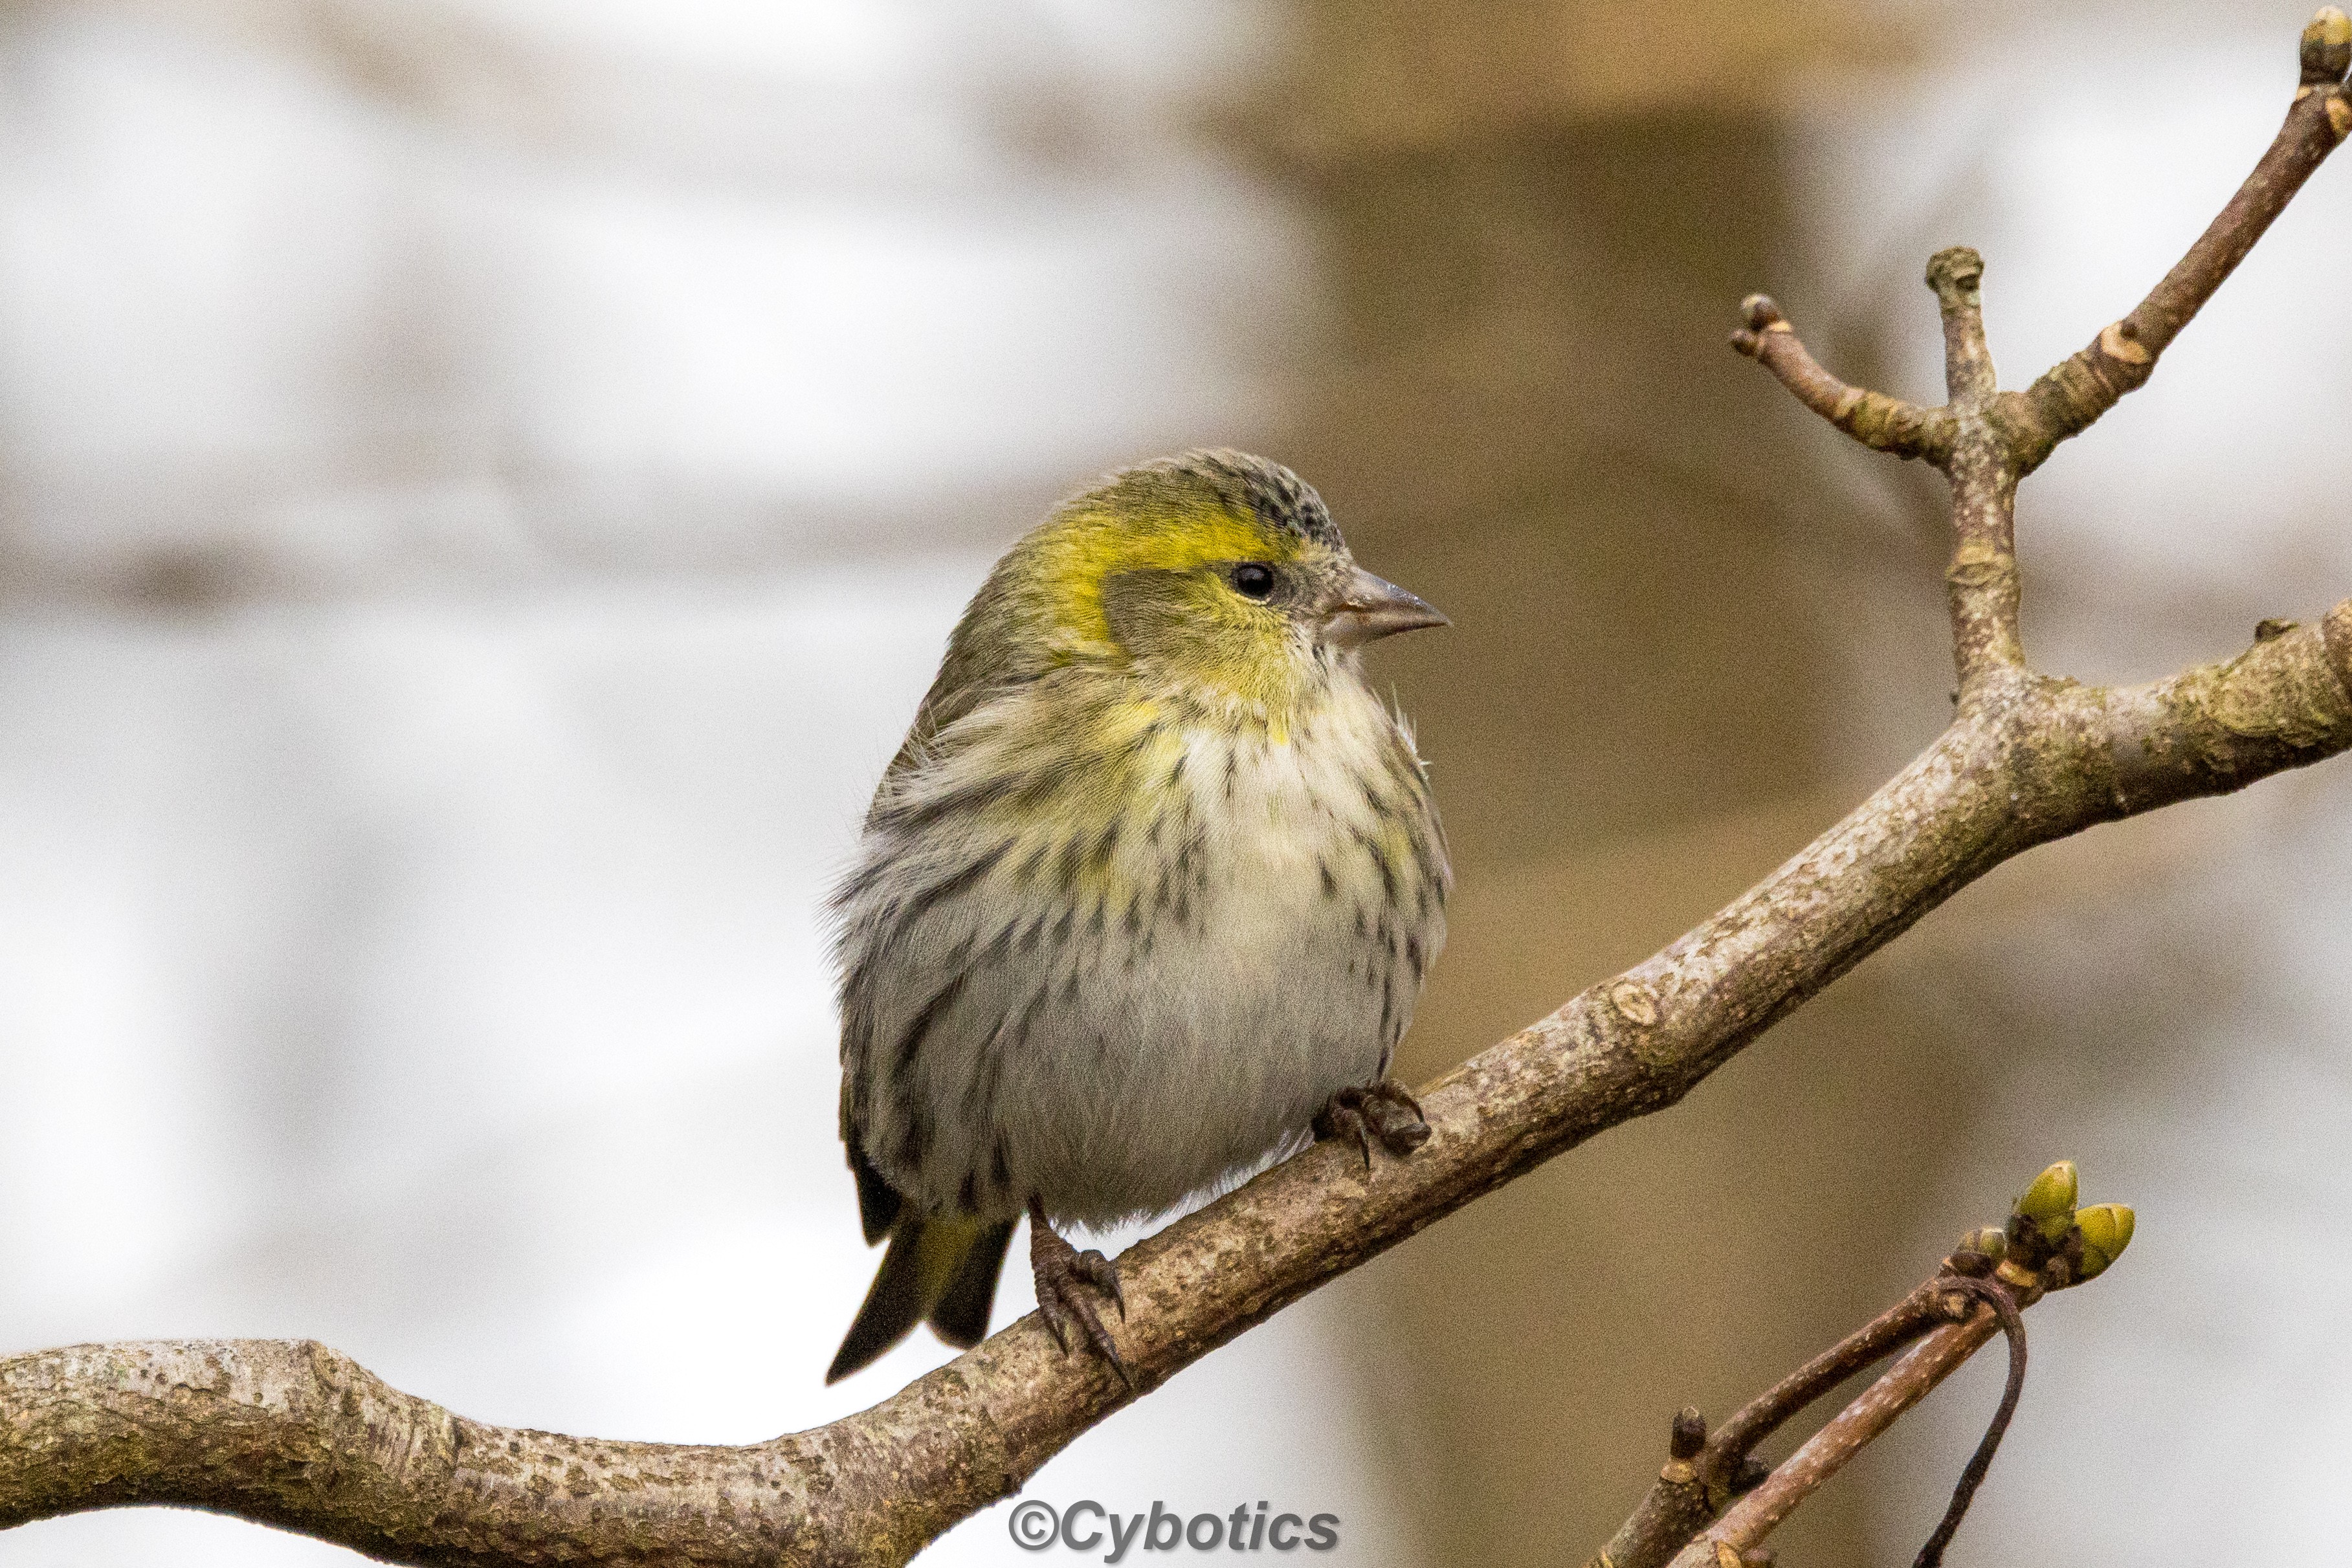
[844,1131,905,1247]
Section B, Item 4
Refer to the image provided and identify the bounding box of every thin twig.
[1674,1274,2025,1568]
[1911,1276,2026,1568]
[1999,8,2352,473]
[1926,248,1994,407]
[1591,1252,2045,1568]
[1921,245,2026,689]
[1667,1311,1998,1568]
[1703,1286,1942,1481]
[1729,295,1953,463]
[1588,1283,1948,1568]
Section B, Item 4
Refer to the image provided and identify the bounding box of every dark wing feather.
[847,1137,904,1248]
[926,1220,1015,1349]
[827,1218,929,1383]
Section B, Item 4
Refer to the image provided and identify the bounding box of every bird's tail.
[827,1213,1015,1384]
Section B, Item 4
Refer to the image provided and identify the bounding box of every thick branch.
[6,605,2347,1567]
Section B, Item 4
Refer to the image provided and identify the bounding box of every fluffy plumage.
[827,450,1448,1382]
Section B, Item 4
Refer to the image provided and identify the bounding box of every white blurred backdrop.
[0,3,1421,1563]
[1,2,2349,1566]
[1795,10,2352,1562]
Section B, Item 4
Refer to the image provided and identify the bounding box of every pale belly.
[977,845,1401,1227]
[847,699,1448,1230]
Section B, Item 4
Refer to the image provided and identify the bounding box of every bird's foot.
[1315,1080,1431,1170]
[1028,1200,1133,1389]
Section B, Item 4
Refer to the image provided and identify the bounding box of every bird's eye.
[1230,562,1277,601]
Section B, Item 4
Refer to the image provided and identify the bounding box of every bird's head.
[1003,450,1446,714]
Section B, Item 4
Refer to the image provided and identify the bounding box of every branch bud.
[2303,8,2352,86]
[1958,1225,2008,1264]
[2015,1160,2078,1242]
[2071,1203,2136,1281]
[1924,246,1984,306]
[1730,295,1786,359]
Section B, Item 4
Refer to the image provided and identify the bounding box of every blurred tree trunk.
[1252,6,1962,1563]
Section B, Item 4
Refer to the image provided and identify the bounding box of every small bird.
[827,450,1449,1385]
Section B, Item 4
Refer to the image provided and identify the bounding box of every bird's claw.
[1030,1206,1135,1390]
[1315,1080,1431,1170]
[1076,1247,1126,1320]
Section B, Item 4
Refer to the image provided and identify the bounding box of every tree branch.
[1586,1288,1947,1568]
[1674,1312,2003,1568]
[1729,294,1953,463]
[2001,6,2352,474]
[8,12,2352,1567]
[1597,1165,2122,1568]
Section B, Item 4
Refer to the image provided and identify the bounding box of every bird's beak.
[1320,566,1450,647]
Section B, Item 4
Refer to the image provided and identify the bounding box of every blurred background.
[1,1,2348,1563]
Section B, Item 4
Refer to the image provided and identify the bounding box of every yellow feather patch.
[1032,500,1300,656]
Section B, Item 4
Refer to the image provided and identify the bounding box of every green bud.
[2016,1160,2079,1241]
[1948,1226,2007,1275]
[2303,8,2352,87]
[1959,1225,2008,1263]
[2073,1203,2136,1281]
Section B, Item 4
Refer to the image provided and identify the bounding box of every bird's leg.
[1027,1198,1133,1389]
[1314,1080,1431,1170]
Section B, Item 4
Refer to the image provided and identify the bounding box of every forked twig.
[1601,1165,2120,1568]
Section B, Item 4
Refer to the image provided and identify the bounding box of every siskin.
[827,450,1450,1384]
